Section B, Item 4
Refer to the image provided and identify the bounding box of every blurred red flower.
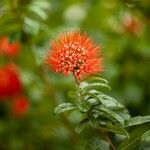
[12,96,29,116]
[0,36,20,57]
[123,14,142,35]
[45,31,103,80]
[0,64,22,99]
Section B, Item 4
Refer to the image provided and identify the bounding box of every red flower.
[12,96,29,116]
[45,31,103,80]
[123,14,142,35]
[0,64,22,99]
[0,36,20,57]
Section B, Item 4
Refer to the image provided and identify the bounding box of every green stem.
[73,72,79,86]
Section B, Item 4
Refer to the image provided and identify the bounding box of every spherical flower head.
[45,31,103,81]
[0,64,22,99]
[12,96,29,117]
[0,36,20,57]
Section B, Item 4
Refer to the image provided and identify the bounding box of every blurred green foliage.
[0,0,149,149]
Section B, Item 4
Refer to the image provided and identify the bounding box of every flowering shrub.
[45,31,150,150]
[0,0,149,149]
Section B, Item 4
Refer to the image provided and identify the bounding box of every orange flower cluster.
[0,64,22,99]
[0,36,20,57]
[45,32,103,80]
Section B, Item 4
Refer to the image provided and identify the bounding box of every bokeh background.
[0,0,149,149]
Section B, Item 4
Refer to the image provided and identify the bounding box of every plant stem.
[73,72,79,86]
[104,132,116,150]
[73,72,115,149]
[99,129,116,150]
[72,72,86,101]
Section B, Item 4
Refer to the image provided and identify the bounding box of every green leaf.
[138,142,150,150]
[34,0,50,9]
[94,106,124,125]
[86,97,99,105]
[84,139,110,150]
[89,93,124,110]
[78,101,90,113]
[141,130,150,142]
[85,92,124,111]
[99,94,124,110]
[118,123,150,150]
[29,5,48,20]
[85,93,103,105]
[81,83,111,94]
[68,91,78,98]
[28,0,50,20]
[81,76,109,84]
[75,118,89,133]
[54,103,76,115]
[24,17,40,34]
[100,123,129,137]
[114,109,131,121]
[124,116,150,127]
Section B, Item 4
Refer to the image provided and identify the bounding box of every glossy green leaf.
[141,130,150,142]
[114,109,131,121]
[105,123,129,137]
[78,101,90,113]
[118,123,150,150]
[94,106,124,125]
[85,93,103,105]
[54,103,76,115]
[99,94,124,110]
[75,118,89,133]
[85,92,124,110]
[81,76,109,84]
[84,139,110,150]
[86,97,99,106]
[124,116,150,127]
[102,94,123,107]
[81,83,111,94]
[137,142,150,150]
